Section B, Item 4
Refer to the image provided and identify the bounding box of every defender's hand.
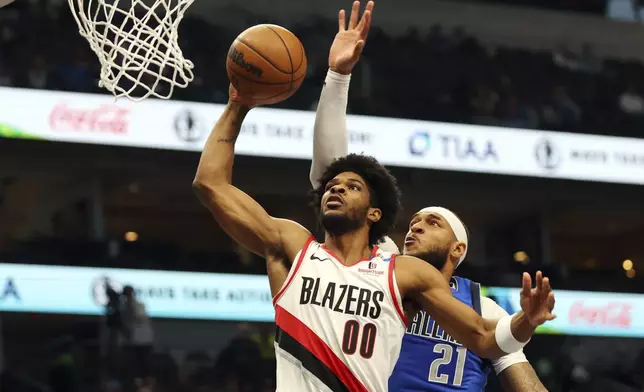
[228,83,257,109]
[329,1,374,75]
[520,271,556,327]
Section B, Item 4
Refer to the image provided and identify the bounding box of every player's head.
[122,285,135,299]
[311,154,402,246]
[403,207,469,270]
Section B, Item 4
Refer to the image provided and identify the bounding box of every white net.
[68,0,195,101]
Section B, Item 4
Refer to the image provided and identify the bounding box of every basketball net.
[68,0,195,102]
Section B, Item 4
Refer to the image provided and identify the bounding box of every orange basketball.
[226,24,307,106]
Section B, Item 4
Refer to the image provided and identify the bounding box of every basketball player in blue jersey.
[310,2,548,390]
[388,207,547,392]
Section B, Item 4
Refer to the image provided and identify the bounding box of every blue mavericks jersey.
[389,276,491,391]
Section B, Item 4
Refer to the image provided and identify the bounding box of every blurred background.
[1,0,644,391]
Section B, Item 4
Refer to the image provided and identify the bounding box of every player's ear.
[367,207,382,224]
[451,241,466,260]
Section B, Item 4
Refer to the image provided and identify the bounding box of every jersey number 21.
[428,344,467,386]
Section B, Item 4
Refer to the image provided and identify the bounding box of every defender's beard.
[412,245,450,271]
[320,208,366,237]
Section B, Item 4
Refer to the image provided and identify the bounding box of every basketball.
[226,24,307,106]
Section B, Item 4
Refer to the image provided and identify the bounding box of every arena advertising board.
[1,87,644,185]
[0,263,274,322]
[1,263,643,338]
[482,287,642,338]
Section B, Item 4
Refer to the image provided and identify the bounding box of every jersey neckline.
[320,243,380,267]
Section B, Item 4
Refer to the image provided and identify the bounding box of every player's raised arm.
[192,86,311,278]
[310,1,373,187]
[396,256,556,359]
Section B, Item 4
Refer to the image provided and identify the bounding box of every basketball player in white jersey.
[193,8,555,392]
[309,2,548,391]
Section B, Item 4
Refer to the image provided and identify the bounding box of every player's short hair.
[310,154,402,245]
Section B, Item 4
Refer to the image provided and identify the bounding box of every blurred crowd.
[1,320,278,392]
[2,1,644,138]
[0,238,263,275]
[2,315,643,392]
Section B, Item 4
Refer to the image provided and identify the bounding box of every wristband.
[495,314,529,353]
[326,69,352,85]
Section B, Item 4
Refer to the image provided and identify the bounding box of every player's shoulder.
[395,254,430,270]
[274,218,312,236]
[394,255,445,290]
[395,255,443,275]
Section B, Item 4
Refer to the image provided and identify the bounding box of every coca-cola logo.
[569,300,632,328]
[49,102,130,134]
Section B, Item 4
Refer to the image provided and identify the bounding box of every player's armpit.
[498,362,548,392]
[395,255,505,359]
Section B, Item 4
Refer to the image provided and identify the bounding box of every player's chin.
[402,243,417,255]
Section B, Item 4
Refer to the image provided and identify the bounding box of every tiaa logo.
[409,131,431,156]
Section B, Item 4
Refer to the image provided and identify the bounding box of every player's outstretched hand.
[519,271,556,327]
[229,83,257,109]
[329,1,374,75]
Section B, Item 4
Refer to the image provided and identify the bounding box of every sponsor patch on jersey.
[358,262,385,276]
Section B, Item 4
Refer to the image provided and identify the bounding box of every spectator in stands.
[149,352,180,392]
[48,335,79,392]
[214,323,261,392]
[542,85,582,129]
[25,55,50,89]
[425,24,449,52]
[104,278,124,380]
[470,83,500,125]
[497,92,540,129]
[56,49,94,92]
[251,323,276,363]
[121,286,154,392]
[553,43,601,74]
[578,43,602,75]
[178,351,212,390]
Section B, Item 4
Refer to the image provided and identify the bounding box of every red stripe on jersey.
[275,305,370,392]
[371,246,379,257]
[388,254,408,327]
[272,236,315,306]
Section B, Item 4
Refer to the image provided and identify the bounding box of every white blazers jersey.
[273,237,408,392]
